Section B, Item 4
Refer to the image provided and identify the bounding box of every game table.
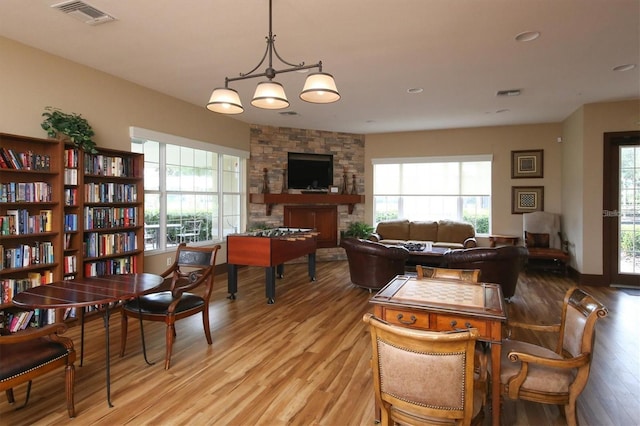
[369,274,507,426]
[226,227,317,304]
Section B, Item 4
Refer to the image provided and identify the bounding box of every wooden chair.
[363,313,485,426]
[500,287,608,426]
[120,243,221,369]
[416,265,480,282]
[0,323,76,417]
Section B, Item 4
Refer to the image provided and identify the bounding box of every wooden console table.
[249,193,364,215]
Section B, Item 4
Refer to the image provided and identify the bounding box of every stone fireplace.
[249,124,366,261]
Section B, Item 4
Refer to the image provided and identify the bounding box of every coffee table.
[405,245,450,268]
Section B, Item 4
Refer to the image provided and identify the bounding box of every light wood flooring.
[1,261,638,425]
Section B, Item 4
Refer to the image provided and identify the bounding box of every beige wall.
[564,99,640,276]
[1,36,251,272]
[365,124,564,246]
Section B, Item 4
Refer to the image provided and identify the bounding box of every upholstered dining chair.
[120,243,221,369]
[363,313,485,426]
[0,323,76,417]
[499,287,608,426]
[416,265,481,282]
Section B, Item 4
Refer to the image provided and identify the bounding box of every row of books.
[0,309,56,332]
[84,182,138,203]
[64,254,77,274]
[64,148,79,169]
[0,147,51,171]
[84,153,136,177]
[1,270,53,303]
[65,213,78,231]
[0,209,52,235]
[84,255,137,276]
[0,181,53,203]
[64,168,78,185]
[84,231,137,258]
[0,242,55,270]
[64,187,78,206]
[84,206,137,229]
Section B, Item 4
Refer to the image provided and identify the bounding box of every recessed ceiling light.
[407,88,424,94]
[515,31,541,42]
[613,64,636,72]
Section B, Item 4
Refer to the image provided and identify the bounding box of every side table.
[489,234,519,247]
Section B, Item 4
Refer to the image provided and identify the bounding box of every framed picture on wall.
[512,186,544,214]
[511,149,543,178]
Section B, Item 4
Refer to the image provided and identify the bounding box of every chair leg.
[120,309,128,357]
[66,363,75,418]
[14,380,32,409]
[564,400,578,426]
[165,321,176,369]
[6,389,15,404]
[203,309,213,345]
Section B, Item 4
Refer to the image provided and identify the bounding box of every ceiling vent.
[496,89,522,97]
[51,0,116,25]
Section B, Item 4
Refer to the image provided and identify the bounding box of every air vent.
[51,0,116,25]
[496,89,522,97]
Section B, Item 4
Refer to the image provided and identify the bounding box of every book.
[40,210,52,232]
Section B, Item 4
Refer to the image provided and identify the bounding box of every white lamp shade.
[207,88,244,114]
[251,81,290,109]
[299,72,340,103]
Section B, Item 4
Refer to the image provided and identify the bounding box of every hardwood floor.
[1,261,638,425]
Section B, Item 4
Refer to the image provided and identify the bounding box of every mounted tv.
[287,152,333,190]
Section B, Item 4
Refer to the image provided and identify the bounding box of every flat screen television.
[287,152,333,190]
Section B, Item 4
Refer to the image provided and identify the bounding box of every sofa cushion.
[408,221,438,241]
[375,219,410,241]
[437,220,475,245]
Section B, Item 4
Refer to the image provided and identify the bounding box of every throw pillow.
[525,231,550,248]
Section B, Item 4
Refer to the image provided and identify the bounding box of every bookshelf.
[1,133,63,329]
[0,133,145,331]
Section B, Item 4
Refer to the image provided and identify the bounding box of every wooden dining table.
[12,273,164,407]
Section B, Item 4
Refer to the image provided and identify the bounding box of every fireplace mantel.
[249,193,365,215]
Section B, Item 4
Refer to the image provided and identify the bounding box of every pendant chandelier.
[206,0,340,114]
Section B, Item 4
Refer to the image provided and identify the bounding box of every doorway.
[603,131,640,287]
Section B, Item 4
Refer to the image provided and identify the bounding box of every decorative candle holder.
[262,168,269,194]
[281,168,288,193]
[341,169,349,194]
[351,174,357,195]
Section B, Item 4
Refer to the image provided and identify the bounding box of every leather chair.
[0,323,76,417]
[363,313,485,426]
[120,243,221,369]
[500,287,608,426]
[340,238,409,290]
[443,245,528,301]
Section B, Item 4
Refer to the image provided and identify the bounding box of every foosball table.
[226,227,318,304]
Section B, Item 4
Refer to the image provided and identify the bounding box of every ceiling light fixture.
[515,31,541,42]
[206,0,340,114]
[613,64,636,72]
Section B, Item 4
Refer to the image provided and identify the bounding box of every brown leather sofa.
[442,245,528,300]
[369,219,477,249]
[340,237,410,290]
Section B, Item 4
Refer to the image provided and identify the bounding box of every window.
[130,127,248,252]
[372,155,492,234]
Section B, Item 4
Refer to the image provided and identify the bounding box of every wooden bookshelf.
[0,133,145,331]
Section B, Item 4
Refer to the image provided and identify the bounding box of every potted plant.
[342,221,374,240]
[41,106,98,153]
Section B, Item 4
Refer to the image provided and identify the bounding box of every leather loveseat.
[340,237,409,290]
[369,219,477,249]
[442,245,529,300]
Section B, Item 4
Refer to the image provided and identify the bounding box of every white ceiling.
[1,0,638,134]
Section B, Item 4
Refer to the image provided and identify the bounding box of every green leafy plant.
[41,106,97,153]
[342,221,374,239]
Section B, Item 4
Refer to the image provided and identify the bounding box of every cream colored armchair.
[500,287,608,426]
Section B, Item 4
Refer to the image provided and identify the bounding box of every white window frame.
[130,127,248,253]
[372,155,492,234]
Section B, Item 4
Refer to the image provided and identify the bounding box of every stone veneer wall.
[249,124,366,261]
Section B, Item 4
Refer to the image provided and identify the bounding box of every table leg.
[276,263,285,278]
[103,303,113,407]
[491,341,502,426]
[266,266,276,304]
[308,252,316,281]
[227,264,238,300]
[80,307,86,366]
